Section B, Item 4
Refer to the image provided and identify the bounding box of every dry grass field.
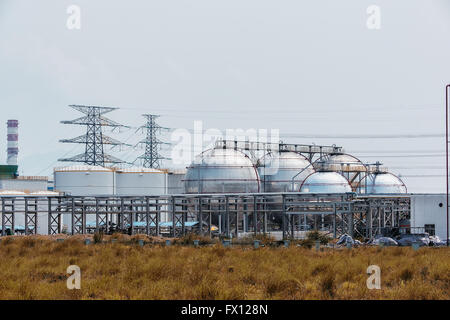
[0,235,448,300]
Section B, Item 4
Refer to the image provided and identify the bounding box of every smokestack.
[7,120,18,166]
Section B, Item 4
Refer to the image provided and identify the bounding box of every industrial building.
[410,194,448,240]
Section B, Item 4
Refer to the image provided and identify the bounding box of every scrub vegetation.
[0,235,448,300]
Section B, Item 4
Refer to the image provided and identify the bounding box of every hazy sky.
[1,0,450,192]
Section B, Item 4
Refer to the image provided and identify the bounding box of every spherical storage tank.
[300,171,352,193]
[318,153,366,172]
[115,167,167,195]
[258,151,314,192]
[184,148,260,193]
[358,172,407,194]
[54,165,114,196]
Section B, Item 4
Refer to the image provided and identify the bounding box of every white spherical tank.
[300,171,352,193]
[319,153,366,172]
[115,167,167,195]
[258,151,314,192]
[358,172,407,194]
[54,165,114,196]
[184,148,260,194]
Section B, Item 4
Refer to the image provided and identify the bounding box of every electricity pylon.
[134,114,170,168]
[59,105,130,166]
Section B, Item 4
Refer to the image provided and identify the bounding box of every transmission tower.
[134,114,170,168]
[59,105,130,166]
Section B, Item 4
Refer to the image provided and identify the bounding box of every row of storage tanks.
[54,166,185,196]
[183,149,407,194]
[52,149,407,196]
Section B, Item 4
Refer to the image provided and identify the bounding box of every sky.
[0,0,450,193]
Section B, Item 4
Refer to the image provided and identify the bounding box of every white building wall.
[410,193,449,240]
[0,179,48,192]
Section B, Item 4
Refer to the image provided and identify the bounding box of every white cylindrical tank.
[358,172,407,194]
[168,169,186,194]
[115,167,167,195]
[184,148,260,194]
[300,171,352,193]
[54,165,114,196]
[258,151,314,192]
[0,190,26,196]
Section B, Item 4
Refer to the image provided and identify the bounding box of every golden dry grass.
[0,236,448,300]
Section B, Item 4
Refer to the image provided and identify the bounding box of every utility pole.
[59,105,129,166]
[446,85,449,246]
[134,114,170,168]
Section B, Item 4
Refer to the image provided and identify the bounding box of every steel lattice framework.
[0,193,411,239]
[134,114,169,168]
[59,105,129,166]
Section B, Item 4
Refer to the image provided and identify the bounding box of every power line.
[117,103,442,114]
[401,175,446,178]
[347,150,445,154]
[166,128,444,139]
[358,154,445,158]
[280,133,444,139]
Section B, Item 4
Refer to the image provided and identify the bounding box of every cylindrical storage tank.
[358,172,407,194]
[0,190,26,196]
[300,171,352,193]
[168,169,186,194]
[258,151,314,192]
[54,165,114,196]
[184,148,260,193]
[115,167,167,195]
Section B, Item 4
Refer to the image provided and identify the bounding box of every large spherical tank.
[319,153,366,172]
[184,148,260,193]
[54,165,114,196]
[258,151,314,192]
[115,167,167,195]
[358,172,407,194]
[300,171,352,193]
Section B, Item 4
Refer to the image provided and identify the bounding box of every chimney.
[7,120,18,166]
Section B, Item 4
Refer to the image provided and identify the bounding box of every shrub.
[0,237,448,300]
[306,230,331,245]
[93,231,104,244]
[173,233,215,245]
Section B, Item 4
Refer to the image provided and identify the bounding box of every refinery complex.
[2,0,450,306]
[0,105,448,244]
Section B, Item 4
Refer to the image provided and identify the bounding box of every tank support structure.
[0,193,410,240]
